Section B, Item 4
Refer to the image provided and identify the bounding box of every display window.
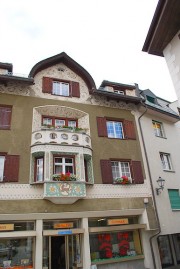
[172,233,180,264]
[158,235,174,268]
[0,237,34,269]
[90,230,142,262]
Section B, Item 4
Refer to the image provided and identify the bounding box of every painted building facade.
[0,52,157,269]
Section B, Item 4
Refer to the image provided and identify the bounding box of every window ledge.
[155,135,167,139]
[163,170,175,173]
[91,254,144,265]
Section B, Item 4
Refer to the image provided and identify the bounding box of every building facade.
[0,52,157,269]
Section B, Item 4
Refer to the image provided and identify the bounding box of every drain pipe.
[138,102,161,269]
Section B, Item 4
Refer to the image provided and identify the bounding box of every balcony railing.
[31,127,91,148]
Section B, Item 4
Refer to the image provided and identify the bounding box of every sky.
[0,0,177,102]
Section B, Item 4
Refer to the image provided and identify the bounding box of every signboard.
[58,230,72,235]
[0,224,14,231]
[107,219,129,225]
[54,222,74,229]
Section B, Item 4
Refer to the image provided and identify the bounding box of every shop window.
[97,117,136,139]
[90,230,142,262]
[100,159,144,184]
[42,77,80,98]
[0,105,12,130]
[0,153,20,182]
[0,237,34,268]
[172,234,180,264]
[158,235,174,268]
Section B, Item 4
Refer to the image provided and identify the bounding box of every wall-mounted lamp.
[156,176,165,195]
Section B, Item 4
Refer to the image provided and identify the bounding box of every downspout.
[138,101,161,269]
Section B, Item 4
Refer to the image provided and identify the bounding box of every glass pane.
[68,121,77,128]
[55,119,65,127]
[55,166,62,174]
[172,234,180,263]
[106,121,123,139]
[53,81,60,95]
[61,83,69,96]
[65,166,73,174]
[121,162,131,177]
[55,158,62,164]
[158,235,174,267]
[43,118,52,126]
[0,237,34,267]
[114,122,123,139]
[0,156,5,181]
[111,161,120,179]
[36,158,43,182]
[65,158,73,164]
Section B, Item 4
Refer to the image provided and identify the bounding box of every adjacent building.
[0,52,157,269]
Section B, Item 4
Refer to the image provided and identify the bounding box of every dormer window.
[146,96,156,104]
[114,89,125,95]
[53,81,69,96]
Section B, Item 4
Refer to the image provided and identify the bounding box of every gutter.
[138,101,161,269]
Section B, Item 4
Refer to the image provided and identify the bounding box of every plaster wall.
[135,110,180,234]
[163,31,180,105]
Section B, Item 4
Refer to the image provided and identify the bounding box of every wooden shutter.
[42,77,53,93]
[97,117,107,137]
[123,120,136,139]
[4,155,20,182]
[131,161,144,184]
[0,106,12,129]
[71,81,80,98]
[100,160,113,184]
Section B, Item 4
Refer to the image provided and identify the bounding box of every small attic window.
[114,89,125,95]
[146,96,156,104]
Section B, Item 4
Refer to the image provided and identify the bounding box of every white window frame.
[106,121,124,139]
[160,153,172,171]
[54,156,74,174]
[0,155,5,182]
[152,121,164,137]
[35,157,44,182]
[111,161,131,180]
[52,81,69,96]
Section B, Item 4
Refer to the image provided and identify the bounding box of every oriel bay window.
[97,117,136,139]
[100,159,144,184]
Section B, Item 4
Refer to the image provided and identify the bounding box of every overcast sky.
[0,0,177,102]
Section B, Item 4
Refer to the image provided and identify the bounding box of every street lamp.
[156,176,165,195]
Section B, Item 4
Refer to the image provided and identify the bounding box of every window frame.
[0,153,6,182]
[106,120,124,139]
[34,156,44,182]
[0,105,12,130]
[42,116,78,128]
[160,152,173,171]
[111,160,131,181]
[152,120,165,138]
[52,80,70,96]
[53,155,76,175]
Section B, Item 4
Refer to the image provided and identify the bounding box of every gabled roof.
[0,62,13,72]
[29,52,96,92]
[142,0,180,56]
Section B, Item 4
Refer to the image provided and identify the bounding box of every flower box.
[52,172,77,181]
[114,176,131,184]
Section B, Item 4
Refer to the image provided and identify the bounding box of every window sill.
[155,135,167,139]
[91,254,144,265]
[162,170,175,173]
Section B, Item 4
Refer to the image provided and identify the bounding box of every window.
[42,116,77,129]
[100,159,144,184]
[146,95,156,104]
[152,121,164,137]
[168,189,180,210]
[42,77,80,98]
[0,153,20,182]
[0,105,12,130]
[160,153,172,171]
[97,117,136,140]
[53,81,69,96]
[54,156,74,174]
[111,161,131,180]
[158,235,174,268]
[106,121,124,139]
[35,157,44,182]
[114,89,125,95]
[172,234,180,264]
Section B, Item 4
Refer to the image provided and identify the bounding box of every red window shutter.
[42,77,53,93]
[97,117,107,137]
[0,106,12,129]
[71,81,80,98]
[100,160,113,184]
[4,155,20,182]
[123,120,136,139]
[131,161,144,184]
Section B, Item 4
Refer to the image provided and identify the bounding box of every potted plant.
[114,176,131,184]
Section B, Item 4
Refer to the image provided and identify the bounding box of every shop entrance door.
[50,235,81,269]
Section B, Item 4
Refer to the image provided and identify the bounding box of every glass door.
[43,234,82,269]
